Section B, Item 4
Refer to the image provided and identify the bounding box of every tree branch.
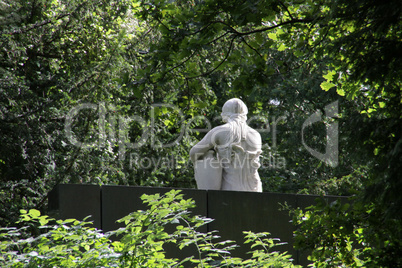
[11,13,70,35]
[234,18,314,36]
[241,36,263,58]
[278,0,294,20]
[207,31,231,45]
[165,49,198,74]
[187,35,236,79]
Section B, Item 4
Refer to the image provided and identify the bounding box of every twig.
[241,36,263,58]
[187,35,236,79]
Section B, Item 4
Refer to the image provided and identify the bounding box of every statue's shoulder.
[247,126,261,137]
[211,123,231,132]
[246,126,262,149]
[208,124,231,141]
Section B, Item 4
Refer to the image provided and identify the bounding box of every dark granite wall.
[48,184,348,266]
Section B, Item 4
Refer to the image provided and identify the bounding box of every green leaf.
[268,33,277,40]
[29,209,41,218]
[278,43,286,51]
[337,88,345,96]
[39,217,49,226]
[323,70,336,81]
[320,81,336,91]
[294,50,304,57]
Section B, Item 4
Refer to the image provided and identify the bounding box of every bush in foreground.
[0,190,298,267]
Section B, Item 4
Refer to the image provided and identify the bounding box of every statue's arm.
[189,131,214,162]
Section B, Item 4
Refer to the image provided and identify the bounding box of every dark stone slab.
[101,185,208,232]
[207,190,298,261]
[47,184,101,229]
[47,184,350,266]
[101,185,208,261]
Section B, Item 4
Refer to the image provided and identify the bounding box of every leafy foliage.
[0,190,299,267]
[1,0,401,266]
[0,0,134,225]
[292,197,402,267]
[293,199,367,267]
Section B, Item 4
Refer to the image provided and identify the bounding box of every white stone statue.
[190,98,262,192]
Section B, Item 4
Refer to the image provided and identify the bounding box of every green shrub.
[0,190,299,267]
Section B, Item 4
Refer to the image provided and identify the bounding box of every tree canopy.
[1,0,401,266]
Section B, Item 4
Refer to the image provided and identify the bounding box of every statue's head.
[221,98,248,122]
